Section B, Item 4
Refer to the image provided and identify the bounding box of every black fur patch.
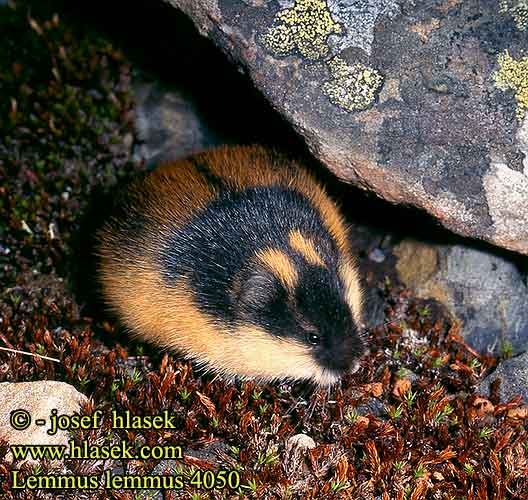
[159,184,338,330]
[294,264,365,373]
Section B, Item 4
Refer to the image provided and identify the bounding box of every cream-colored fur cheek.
[101,266,324,383]
[229,325,318,380]
[231,329,340,386]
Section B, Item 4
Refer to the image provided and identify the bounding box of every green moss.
[322,56,384,111]
[0,1,136,287]
[262,0,342,60]
[0,8,128,148]
[500,0,528,31]
[493,50,528,121]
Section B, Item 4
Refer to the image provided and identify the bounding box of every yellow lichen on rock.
[322,56,384,112]
[262,0,342,60]
[493,51,528,121]
[500,0,528,31]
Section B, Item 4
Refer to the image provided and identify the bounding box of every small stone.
[479,352,528,403]
[395,239,528,355]
[284,433,317,478]
[132,80,221,166]
[285,433,316,454]
[368,248,386,263]
[0,381,88,464]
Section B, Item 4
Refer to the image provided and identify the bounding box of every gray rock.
[479,352,528,403]
[133,79,223,166]
[394,239,528,355]
[355,397,386,417]
[163,0,528,255]
[0,381,88,464]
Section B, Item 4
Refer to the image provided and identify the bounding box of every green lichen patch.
[322,56,384,112]
[493,50,528,121]
[261,0,342,60]
[500,0,528,31]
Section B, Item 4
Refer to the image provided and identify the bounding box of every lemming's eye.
[307,332,320,346]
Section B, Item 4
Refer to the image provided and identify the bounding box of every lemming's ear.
[237,265,275,310]
[231,261,282,319]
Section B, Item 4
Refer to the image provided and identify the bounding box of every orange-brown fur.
[255,248,299,290]
[288,229,326,267]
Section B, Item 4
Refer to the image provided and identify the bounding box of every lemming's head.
[232,239,366,386]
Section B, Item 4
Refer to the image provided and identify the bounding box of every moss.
[493,50,528,121]
[322,56,384,111]
[500,0,528,31]
[262,0,342,60]
[0,0,137,289]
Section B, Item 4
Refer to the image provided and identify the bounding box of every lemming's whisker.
[304,378,334,424]
[284,386,311,418]
[280,382,318,437]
